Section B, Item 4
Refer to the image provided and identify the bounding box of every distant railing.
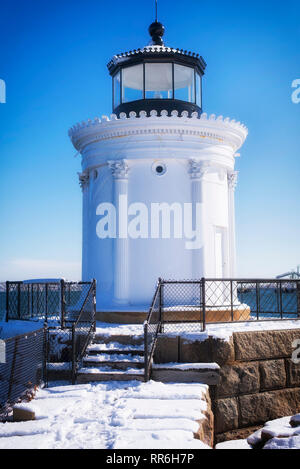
[5,280,93,327]
[144,278,300,381]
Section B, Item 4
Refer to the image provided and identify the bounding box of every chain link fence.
[0,327,46,421]
[144,278,300,381]
[5,280,93,327]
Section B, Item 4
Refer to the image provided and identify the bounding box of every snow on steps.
[77,366,145,383]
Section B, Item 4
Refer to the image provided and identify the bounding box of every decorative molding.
[108,159,129,180]
[68,112,248,158]
[78,171,89,190]
[189,160,211,180]
[228,171,238,191]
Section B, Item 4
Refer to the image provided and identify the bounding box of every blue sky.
[0,0,299,281]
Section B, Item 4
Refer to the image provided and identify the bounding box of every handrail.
[144,281,162,381]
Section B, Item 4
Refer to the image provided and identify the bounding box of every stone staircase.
[77,332,146,383]
[76,329,220,385]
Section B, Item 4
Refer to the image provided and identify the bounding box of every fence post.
[230,280,234,322]
[158,278,162,333]
[256,281,260,320]
[45,284,48,322]
[297,281,300,319]
[5,281,9,322]
[43,323,48,387]
[60,279,65,329]
[144,322,148,382]
[201,278,206,331]
[71,324,76,385]
[17,283,21,319]
[92,279,97,331]
[279,281,283,319]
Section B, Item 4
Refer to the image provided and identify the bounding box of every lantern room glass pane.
[145,63,173,99]
[174,64,195,103]
[122,64,144,103]
[113,72,121,108]
[196,72,202,107]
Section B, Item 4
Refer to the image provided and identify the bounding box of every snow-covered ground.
[95,320,300,343]
[216,414,300,450]
[0,320,44,339]
[0,381,211,449]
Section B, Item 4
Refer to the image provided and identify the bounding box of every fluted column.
[227,171,238,277]
[108,160,130,304]
[78,171,90,280]
[189,160,210,279]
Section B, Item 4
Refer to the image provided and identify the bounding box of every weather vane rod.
[155,0,158,22]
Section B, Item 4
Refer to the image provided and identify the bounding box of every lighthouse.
[69,20,248,314]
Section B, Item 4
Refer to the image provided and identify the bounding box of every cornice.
[69,112,248,154]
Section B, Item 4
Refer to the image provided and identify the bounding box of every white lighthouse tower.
[69,20,248,314]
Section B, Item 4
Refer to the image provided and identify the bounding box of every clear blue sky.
[0,0,299,281]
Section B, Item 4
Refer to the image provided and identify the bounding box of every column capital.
[108,159,129,180]
[189,159,210,180]
[78,171,89,190]
[228,171,238,191]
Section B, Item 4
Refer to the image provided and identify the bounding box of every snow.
[78,367,144,375]
[173,319,300,343]
[0,381,210,449]
[217,414,300,450]
[88,342,144,352]
[95,320,300,344]
[0,320,44,339]
[95,322,143,337]
[152,362,220,371]
[215,439,252,449]
[83,353,143,363]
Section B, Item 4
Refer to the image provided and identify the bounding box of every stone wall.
[154,328,300,444]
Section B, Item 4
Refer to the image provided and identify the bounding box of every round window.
[152,162,166,176]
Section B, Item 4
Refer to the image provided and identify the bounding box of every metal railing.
[144,278,300,381]
[5,280,93,327]
[71,280,97,384]
[0,327,46,421]
[144,281,162,381]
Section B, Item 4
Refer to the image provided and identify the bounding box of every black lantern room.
[107,21,206,117]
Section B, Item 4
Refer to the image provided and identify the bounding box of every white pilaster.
[78,171,90,280]
[189,160,210,279]
[227,171,238,277]
[108,160,130,303]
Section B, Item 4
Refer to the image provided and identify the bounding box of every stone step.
[77,366,145,383]
[87,342,144,355]
[151,362,220,385]
[93,334,144,346]
[83,353,144,369]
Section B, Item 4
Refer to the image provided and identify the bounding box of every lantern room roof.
[107,45,206,77]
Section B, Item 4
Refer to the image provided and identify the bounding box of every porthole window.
[152,162,166,176]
